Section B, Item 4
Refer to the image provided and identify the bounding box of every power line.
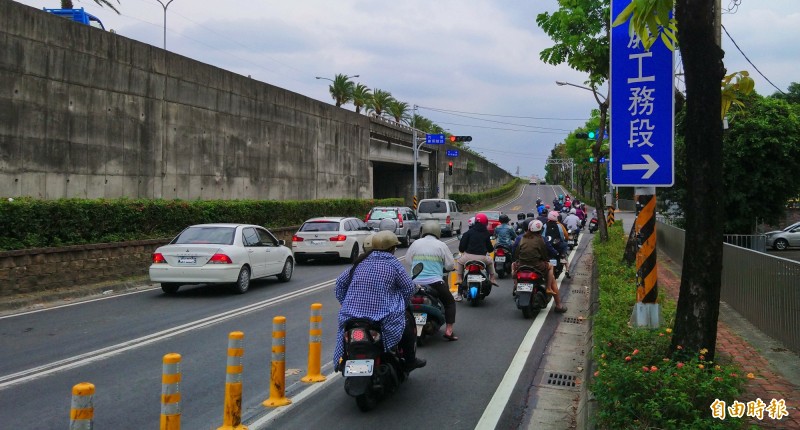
[418,105,588,121]
[418,108,579,133]
[722,24,786,95]
[434,121,568,134]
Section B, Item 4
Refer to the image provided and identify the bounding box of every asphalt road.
[0,184,573,429]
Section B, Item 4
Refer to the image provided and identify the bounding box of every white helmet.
[468,216,475,227]
[570,208,576,215]
[530,219,544,232]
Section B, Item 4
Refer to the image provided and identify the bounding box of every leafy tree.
[351,83,372,114]
[771,81,800,105]
[386,100,411,124]
[722,94,800,233]
[61,0,120,14]
[325,73,356,108]
[537,0,611,241]
[368,89,394,118]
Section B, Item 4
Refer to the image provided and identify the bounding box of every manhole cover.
[563,317,583,324]
[546,372,577,388]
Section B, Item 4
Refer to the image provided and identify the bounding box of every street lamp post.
[155,0,176,50]
[555,81,607,101]
[315,74,360,82]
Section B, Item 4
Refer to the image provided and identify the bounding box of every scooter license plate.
[344,359,374,376]
[414,312,427,325]
[517,283,534,293]
[467,274,484,282]
[549,259,557,266]
[495,256,506,262]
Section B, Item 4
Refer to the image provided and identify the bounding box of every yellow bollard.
[218,332,247,430]
[160,353,181,430]
[301,304,326,383]
[69,382,94,430]
[449,271,459,293]
[263,316,292,407]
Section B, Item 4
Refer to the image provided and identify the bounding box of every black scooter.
[493,244,512,278]
[514,265,550,319]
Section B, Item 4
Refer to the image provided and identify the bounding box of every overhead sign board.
[446,149,459,157]
[609,0,674,187]
[425,134,446,145]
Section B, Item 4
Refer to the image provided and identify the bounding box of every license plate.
[517,283,534,292]
[550,259,557,266]
[414,312,427,325]
[310,240,326,245]
[178,257,196,264]
[344,359,374,376]
[495,256,506,262]
[467,274,484,283]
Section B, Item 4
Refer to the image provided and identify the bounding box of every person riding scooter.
[456,213,498,289]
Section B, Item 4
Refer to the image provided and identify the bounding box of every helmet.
[526,212,536,218]
[517,213,526,220]
[559,194,564,199]
[548,211,559,221]
[475,213,489,225]
[529,220,544,232]
[468,217,475,227]
[421,220,441,239]
[570,208,576,215]
[371,230,401,251]
[545,204,551,210]
[363,235,374,253]
[535,198,542,205]
[499,214,510,224]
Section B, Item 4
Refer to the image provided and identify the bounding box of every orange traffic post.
[301,303,326,383]
[263,316,292,407]
[69,382,95,430]
[218,332,247,430]
[449,271,459,293]
[160,353,182,430]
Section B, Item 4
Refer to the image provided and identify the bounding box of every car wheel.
[161,283,181,294]
[402,232,411,247]
[231,266,251,294]
[774,238,789,251]
[277,258,293,282]
[347,244,360,263]
[456,224,462,235]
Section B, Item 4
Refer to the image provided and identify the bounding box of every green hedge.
[449,178,525,206]
[0,197,402,251]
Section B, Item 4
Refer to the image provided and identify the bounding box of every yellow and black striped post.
[635,194,657,303]
[607,206,616,226]
[70,382,94,430]
[160,353,181,430]
[263,316,291,407]
[412,195,418,210]
[301,304,326,383]
[218,332,246,430]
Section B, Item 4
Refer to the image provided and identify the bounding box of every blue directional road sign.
[609,0,674,187]
[446,149,459,157]
[425,134,446,145]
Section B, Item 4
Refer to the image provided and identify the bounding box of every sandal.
[443,333,459,341]
[554,306,568,313]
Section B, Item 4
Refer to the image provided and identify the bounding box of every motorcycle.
[458,255,493,306]
[567,228,579,250]
[514,265,550,319]
[493,244,512,278]
[588,216,598,233]
[410,280,447,346]
[340,263,424,411]
[546,235,568,279]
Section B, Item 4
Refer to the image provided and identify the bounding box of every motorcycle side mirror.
[452,252,461,259]
[411,263,424,280]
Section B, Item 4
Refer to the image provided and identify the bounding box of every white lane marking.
[0,287,158,320]
[248,371,339,429]
[0,279,335,390]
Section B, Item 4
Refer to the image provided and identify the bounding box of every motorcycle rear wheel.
[522,306,538,319]
[356,392,378,412]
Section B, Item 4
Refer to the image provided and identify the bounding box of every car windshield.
[369,209,398,220]
[784,222,800,232]
[484,212,501,221]
[418,201,446,213]
[172,226,235,245]
[299,221,340,232]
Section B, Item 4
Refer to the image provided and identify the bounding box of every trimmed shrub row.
[450,178,525,206]
[0,197,402,251]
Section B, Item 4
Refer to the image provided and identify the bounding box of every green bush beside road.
[591,224,746,429]
[0,197,402,251]
[450,178,525,210]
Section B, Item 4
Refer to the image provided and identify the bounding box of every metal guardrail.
[723,234,767,253]
[656,220,800,355]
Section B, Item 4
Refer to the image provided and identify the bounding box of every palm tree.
[61,0,121,14]
[411,114,433,132]
[352,83,372,114]
[327,73,356,108]
[386,100,410,124]
[368,89,394,118]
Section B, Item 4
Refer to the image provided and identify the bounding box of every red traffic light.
[449,135,472,142]
[449,135,456,142]
[448,161,453,166]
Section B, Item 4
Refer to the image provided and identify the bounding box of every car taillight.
[208,253,233,264]
[329,235,347,241]
[446,215,451,225]
[397,214,404,228]
[466,264,481,273]
[152,253,166,264]
[365,211,371,222]
[411,296,424,304]
[292,235,304,242]
[495,248,505,256]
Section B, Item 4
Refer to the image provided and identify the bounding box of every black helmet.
[526,212,536,219]
[499,214,510,224]
[517,213,526,220]
[535,198,542,205]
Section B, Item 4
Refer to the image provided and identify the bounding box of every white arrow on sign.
[622,154,660,179]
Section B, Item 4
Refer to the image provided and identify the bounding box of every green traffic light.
[587,131,596,139]
[588,157,595,162]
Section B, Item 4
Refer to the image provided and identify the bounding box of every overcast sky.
[17,0,800,179]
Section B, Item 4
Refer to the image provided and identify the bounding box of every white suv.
[416,199,463,237]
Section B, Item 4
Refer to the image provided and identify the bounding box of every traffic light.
[587,156,608,163]
[449,135,472,143]
[575,132,590,139]
[587,130,597,139]
[448,161,453,175]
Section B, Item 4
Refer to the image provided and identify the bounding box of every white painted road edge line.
[249,371,340,429]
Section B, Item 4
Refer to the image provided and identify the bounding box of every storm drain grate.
[572,289,588,295]
[563,317,583,324]
[546,372,577,388]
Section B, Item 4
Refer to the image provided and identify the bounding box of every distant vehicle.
[365,206,422,247]
[292,217,373,263]
[43,8,106,30]
[481,210,502,235]
[149,224,293,295]
[539,179,547,185]
[765,221,800,250]
[416,199,463,237]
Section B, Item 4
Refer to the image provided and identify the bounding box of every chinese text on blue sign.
[609,0,674,187]
[446,150,459,157]
[425,134,445,145]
